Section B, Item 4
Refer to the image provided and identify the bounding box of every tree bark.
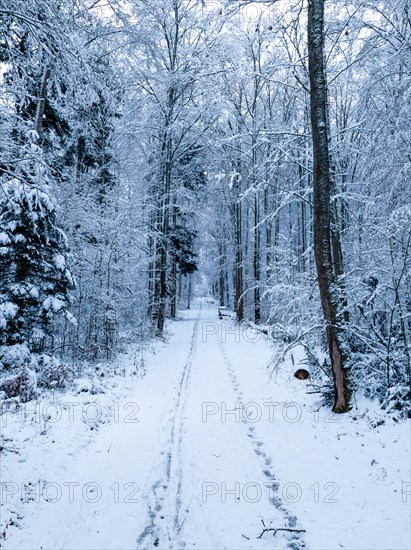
[234,166,244,321]
[187,273,192,310]
[219,242,225,306]
[156,99,174,333]
[170,206,178,318]
[264,185,272,284]
[253,191,261,323]
[34,66,51,134]
[307,0,350,413]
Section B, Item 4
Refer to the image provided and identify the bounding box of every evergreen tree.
[0,131,74,355]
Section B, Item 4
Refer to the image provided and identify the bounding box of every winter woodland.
[0,1,410,549]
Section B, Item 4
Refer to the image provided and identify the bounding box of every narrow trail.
[137,307,201,549]
[136,302,305,549]
[218,340,305,550]
[4,301,305,550]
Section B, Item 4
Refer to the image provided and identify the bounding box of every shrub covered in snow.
[0,344,31,370]
[0,366,37,402]
[381,384,411,420]
[73,377,93,394]
[35,354,73,389]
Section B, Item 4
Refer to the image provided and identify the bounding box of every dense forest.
[1,0,410,413]
[1,3,410,549]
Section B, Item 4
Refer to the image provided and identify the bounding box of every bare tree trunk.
[298,159,307,273]
[326,90,350,325]
[35,66,51,134]
[156,109,174,333]
[170,255,177,318]
[187,273,192,310]
[234,167,244,321]
[170,206,177,318]
[253,190,261,323]
[157,239,167,333]
[219,242,225,306]
[307,0,350,413]
[147,217,156,320]
[224,240,230,308]
[178,270,182,301]
[274,194,280,276]
[264,185,272,284]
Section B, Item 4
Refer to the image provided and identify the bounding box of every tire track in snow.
[137,307,201,549]
[218,337,306,550]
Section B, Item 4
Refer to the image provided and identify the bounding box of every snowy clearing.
[1,301,409,550]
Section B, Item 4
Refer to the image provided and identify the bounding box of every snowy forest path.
[135,300,305,549]
[4,300,304,550]
[136,305,202,548]
[217,340,306,549]
[3,299,410,550]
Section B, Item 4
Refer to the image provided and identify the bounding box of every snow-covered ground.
[1,301,410,549]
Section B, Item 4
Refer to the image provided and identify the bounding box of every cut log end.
[294,369,310,380]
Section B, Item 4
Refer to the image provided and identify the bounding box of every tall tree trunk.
[264,185,272,285]
[234,167,244,321]
[147,214,156,320]
[170,206,177,318]
[252,124,261,323]
[35,66,51,134]
[178,270,182,301]
[187,273,192,310]
[170,256,177,318]
[307,0,350,413]
[156,122,173,333]
[219,242,225,306]
[253,191,261,323]
[298,159,307,273]
[224,240,230,308]
[326,88,350,324]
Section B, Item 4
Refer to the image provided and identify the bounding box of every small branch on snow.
[257,524,306,540]
[245,320,269,335]
[0,445,20,455]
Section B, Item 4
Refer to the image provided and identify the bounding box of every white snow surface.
[0,234,11,246]
[0,303,18,320]
[0,301,410,549]
[53,255,66,271]
[42,297,65,313]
